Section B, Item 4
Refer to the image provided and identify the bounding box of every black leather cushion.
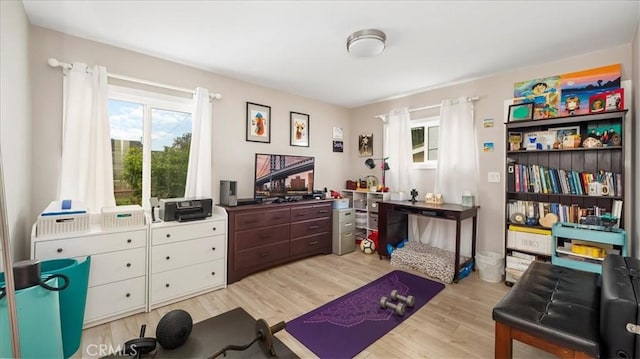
[600,255,639,359]
[493,261,601,357]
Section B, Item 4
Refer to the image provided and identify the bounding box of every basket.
[101,205,144,229]
[36,201,89,237]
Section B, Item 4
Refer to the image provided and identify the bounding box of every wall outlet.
[488,172,500,183]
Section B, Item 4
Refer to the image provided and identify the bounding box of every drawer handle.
[259,234,270,240]
[57,248,63,253]
[166,234,171,238]
[345,213,352,216]
[211,272,216,276]
[166,256,170,260]
[244,219,259,224]
[127,239,132,243]
[308,225,319,230]
[345,232,353,236]
[126,263,131,268]
[319,210,328,214]
[345,223,353,227]
[260,252,269,258]
[125,293,130,298]
[297,212,309,217]
[212,247,216,251]
[309,240,319,246]
[212,227,216,231]
[165,283,170,288]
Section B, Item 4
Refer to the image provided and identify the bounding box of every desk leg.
[471,214,478,271]
[454,218,461,283]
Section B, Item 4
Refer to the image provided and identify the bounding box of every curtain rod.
[376,96,480,119]
[47,58,222,100]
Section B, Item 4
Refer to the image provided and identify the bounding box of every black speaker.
[156,309,193,350]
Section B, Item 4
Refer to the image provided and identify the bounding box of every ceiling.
[22,1,640,108]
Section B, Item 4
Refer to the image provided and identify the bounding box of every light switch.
[488,172,500,183]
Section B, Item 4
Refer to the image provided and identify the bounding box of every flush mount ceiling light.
[346,29,386,57]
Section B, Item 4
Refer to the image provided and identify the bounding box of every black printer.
[159,198,212,222]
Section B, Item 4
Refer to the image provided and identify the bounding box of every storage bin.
[332,199,350,209]
[353,199,366,210]
[101,205,144,229]
[476,251,504,283]
[36,201,89,237]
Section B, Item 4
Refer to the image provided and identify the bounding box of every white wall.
[29,26,351,234]
[0,1,32,261]
[349,45,635,256]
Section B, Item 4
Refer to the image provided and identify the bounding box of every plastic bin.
[476,251,504,283]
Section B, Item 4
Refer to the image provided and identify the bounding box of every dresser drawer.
[152,220,225,245]
[152,235,225,273]
[265,208,290,225]
[234,211,266,231]
[84,276,146,322]
[34,229,146,259]
[338,219,355,233]
[290,217,331,239]
[87,247,146,286]
[151,259,225,304]
[235,224,289,250]
[290,203,331,221]
[291,232,330,257]
[334,208,355,222]
[234,241,289,271]
[340,230,356,242]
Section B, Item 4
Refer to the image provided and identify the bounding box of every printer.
[159,198,213,222]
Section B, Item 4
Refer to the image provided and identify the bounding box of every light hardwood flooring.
[77,251,553,358]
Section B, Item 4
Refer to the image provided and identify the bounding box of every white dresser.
[31,221,148,328]
[149,207,227,310]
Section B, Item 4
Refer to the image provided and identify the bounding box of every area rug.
[286,270,445,358]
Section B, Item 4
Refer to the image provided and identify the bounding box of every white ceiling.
[22,1,640,108]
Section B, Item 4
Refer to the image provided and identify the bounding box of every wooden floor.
[76,251,553,358]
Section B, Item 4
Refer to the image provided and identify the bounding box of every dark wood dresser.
[221,200,333,284]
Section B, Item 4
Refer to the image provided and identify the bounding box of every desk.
[378,200,479,283]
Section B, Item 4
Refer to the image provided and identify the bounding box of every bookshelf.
[504,110,627,285]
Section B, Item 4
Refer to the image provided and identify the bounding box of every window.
[411,116,439,169]
[108,86,193,207]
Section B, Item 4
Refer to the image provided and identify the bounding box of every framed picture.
[358,134,373,157]
[551,126,580,148]
[246,102,271,143]
[589,94,606,113]
[604,88,624,111]
[508,102,534,122]
[290,112,309,147]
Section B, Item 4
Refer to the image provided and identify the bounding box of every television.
[253,153,315,199]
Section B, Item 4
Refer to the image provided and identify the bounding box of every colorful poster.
[559,64,621,116]
[514,76,561,119]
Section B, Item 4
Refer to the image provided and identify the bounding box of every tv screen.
[254,153,315,199]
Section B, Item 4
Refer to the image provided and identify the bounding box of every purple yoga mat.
[286,270,445,358]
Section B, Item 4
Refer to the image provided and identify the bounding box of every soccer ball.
[360,238,376,254]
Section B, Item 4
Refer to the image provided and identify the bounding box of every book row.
[507,199,623,227]
[507,163,622,197]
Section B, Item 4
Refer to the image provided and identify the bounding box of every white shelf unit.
[341,190,390,242]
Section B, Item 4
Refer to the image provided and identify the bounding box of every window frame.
[108,85,193,209]
[410,115,439,170]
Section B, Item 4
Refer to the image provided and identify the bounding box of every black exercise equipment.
[122,325,156,358]
[208,318,286,358]
[390,289,415,307]
[156,309,193,349]
[380,296,406,316]
[0,259,69,300]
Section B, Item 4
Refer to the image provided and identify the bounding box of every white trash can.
[476,251,504,283]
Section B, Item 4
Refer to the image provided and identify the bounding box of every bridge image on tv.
[255,154,314,197]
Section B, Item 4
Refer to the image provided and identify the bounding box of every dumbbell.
[380,296,406,316]
[390,289,415,308]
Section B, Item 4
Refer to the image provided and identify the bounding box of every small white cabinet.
[31,222,148,328]
[340,190,390,242]
[149,207,227,310]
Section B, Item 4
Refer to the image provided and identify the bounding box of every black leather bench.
[492,255,639,359]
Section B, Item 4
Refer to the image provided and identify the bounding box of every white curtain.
[423,96,478,256]
[383,107,415,193]
[59,63,115,212]
[184,87,212,199]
